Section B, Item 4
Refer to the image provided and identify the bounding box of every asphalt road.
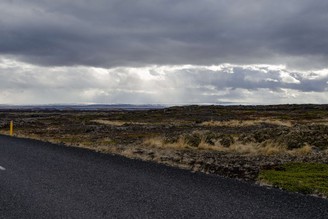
[0,135,327,218]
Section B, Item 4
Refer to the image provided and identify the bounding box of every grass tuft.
[289,144,313,156]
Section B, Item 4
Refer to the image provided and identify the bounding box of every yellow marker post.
[10,120,13,136]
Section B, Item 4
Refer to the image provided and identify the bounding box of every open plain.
[1,104,328,197]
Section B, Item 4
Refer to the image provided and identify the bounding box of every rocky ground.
[1,104,328,181]
[121,147,328,181]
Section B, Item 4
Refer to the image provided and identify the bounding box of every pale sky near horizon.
[1,0,328,105]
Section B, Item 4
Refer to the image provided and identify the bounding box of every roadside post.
[10,120,13,136]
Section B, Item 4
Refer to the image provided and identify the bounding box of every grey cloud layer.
[0,60,327,104]
[175,67,328,92]
[1,0,328,68]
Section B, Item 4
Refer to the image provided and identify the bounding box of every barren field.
[1,105,328,191]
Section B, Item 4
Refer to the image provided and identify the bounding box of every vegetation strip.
[258,163,328,197]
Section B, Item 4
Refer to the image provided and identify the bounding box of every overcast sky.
[1,0,328,105]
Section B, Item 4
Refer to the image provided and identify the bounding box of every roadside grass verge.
[258,163,328,197]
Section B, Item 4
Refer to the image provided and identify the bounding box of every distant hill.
[0,104,165,111]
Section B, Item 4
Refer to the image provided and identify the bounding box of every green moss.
[258,163,328,197]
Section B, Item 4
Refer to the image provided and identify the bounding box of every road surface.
[0,135,327,218]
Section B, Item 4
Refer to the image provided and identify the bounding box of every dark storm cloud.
[1,0,328,68]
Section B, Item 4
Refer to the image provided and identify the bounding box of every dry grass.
[197,138,225,151]
[91,120,126,126]
[91,119,147,126]
[202,119,293,127]
[121,148,136,158]
[91,145,116,153]
[302,119,328,126]
[214,141,287,155]
[143,136,189,149]
[143,136,165,148]
[288,144,313,156]
[143,136,283,155]
[142,135,315,156]
[324,149,328,155]
[92,119,192,127]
